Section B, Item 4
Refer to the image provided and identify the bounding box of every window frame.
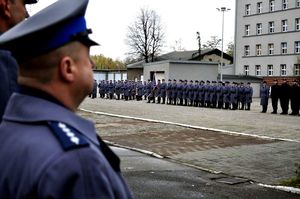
[267,65,274,76]
[280,64,287,76]
[256,44,262,56]
[257,2,263,13]
[281,42,287,54]
[295,64,300,75]
[245,4,251,15]
[244,65,249,76]
[255,65,262,76]
[245,25,250,36]
[296,18,300,31]
[269,21,275,33]
[295,41,300,53]
[282,0,288,10]
[268,43,274,55]
[244,45,250,56]
[257,23,262,35]
[270,0,275,11]
[282,20,288,32]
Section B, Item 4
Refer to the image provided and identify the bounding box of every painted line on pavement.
[258,183,300,195]
[80,108,299,143]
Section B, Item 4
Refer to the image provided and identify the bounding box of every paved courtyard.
[79,97,300,185]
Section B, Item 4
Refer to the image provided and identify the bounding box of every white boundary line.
[80,108,299,143]
[258,183,300,195]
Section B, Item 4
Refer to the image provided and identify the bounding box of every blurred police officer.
[0,0,133,198]
[244,82,253,110]
[260,81,270,113]
[290,80,300,116]
[0,0,37,122]
[166,79,172,104]
[270,79,280,114]
[279,79,290,115]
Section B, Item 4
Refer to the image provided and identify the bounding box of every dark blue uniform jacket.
[0,89,133,199]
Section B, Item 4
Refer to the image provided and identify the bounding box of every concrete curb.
[80,108,299,143]
[258,183,300,195]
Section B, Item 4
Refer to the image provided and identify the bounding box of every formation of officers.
[260,79,300,116]
[93,79,254,111]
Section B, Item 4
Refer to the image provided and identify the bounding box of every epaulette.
[48,121,89,151]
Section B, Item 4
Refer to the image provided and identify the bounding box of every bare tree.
[202,36,221,49]
[126,8,164,63]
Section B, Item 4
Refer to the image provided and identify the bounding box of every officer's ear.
[0,0,12,19]
[58,55,76,83]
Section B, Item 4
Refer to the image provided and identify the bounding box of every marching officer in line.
[223,81,231,109]
[171,79,178,105]
[209,81,217,108]
[177,80,183,105]
[182,80,188,106]
[166,79,173,104]
[238,82,246,110]
[147,80,155,103]
[143,80,147,100]
[270,79,280,114]
[108,80,115,99]
[216,81,223,109]
[145,79,152,101]
[260,81,270,113]
[230,82,238,110]
[115,80,122,100]
[123,80,130,101]
[136,80,144,101]
[244,82,253,110]
[160,79,167,104]
[279,79,290,115]
[290,80,300,116]
[0,0,133,198]
[188,80,194,106]
[204,80,211,107]
[91,79,97,99]
[156,79,162,103]
[130,80,136,100]
[198,80,205,107]
[193,80,199,107]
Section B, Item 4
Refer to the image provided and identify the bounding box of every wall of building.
[235,0,300,77]
[143,60,218,82]
[127,68,143,81]
[93,71,127,82]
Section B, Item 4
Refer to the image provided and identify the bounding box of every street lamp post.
[217,7,230,82]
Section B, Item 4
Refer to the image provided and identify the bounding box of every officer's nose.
[90,58,95,69]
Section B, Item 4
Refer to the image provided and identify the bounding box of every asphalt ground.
[79,97,300,186]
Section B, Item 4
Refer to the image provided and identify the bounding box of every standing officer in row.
[279,79,290,115]
[290,80,300,115]
[167,79,172,104]
[223,81,230,109]
[171,79,177,105]
[244,82,253,110]
[160,79,167,104]
[270,79,280,114]
[0,1,134,198]
[216,81,223,109]
[260,81,270,113]
[0,0,38,122]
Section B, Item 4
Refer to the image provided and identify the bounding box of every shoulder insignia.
[47,121,89,150]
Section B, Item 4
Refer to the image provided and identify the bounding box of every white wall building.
[234,0,300,78]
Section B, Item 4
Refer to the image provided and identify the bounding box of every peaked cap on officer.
[0,0,98,60]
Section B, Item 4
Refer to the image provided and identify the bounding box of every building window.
[282,0,288,9]
[295,64,300,75]
[296,18,300,31]
[269,21,275,33]
[255,65,261,76]
[268,43,274,55]
[244,65,249,75]
[245,25,250,36]
[256,44,262,56]
[268,65,274,76]
[270,0,275,11]
[245,4,251,15]
[280,64,287,76]
[297,0,300,7]
[257,23,262,34]
[281,42,287,54]
[244,45,250,56]
[282,20,288,32]
[257,2,263,13]
[295,41,300,53]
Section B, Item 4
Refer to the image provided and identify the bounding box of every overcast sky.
[27,0,235,60]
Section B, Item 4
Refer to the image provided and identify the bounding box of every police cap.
[0,0,98,60]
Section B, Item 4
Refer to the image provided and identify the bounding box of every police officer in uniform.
[0,0,133,198]
[279,79,290,115]
[0,0,38,122]
[166,79,172,104]
[270,79,280,114]
[244,82,253,110]
[260,81,270,113]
